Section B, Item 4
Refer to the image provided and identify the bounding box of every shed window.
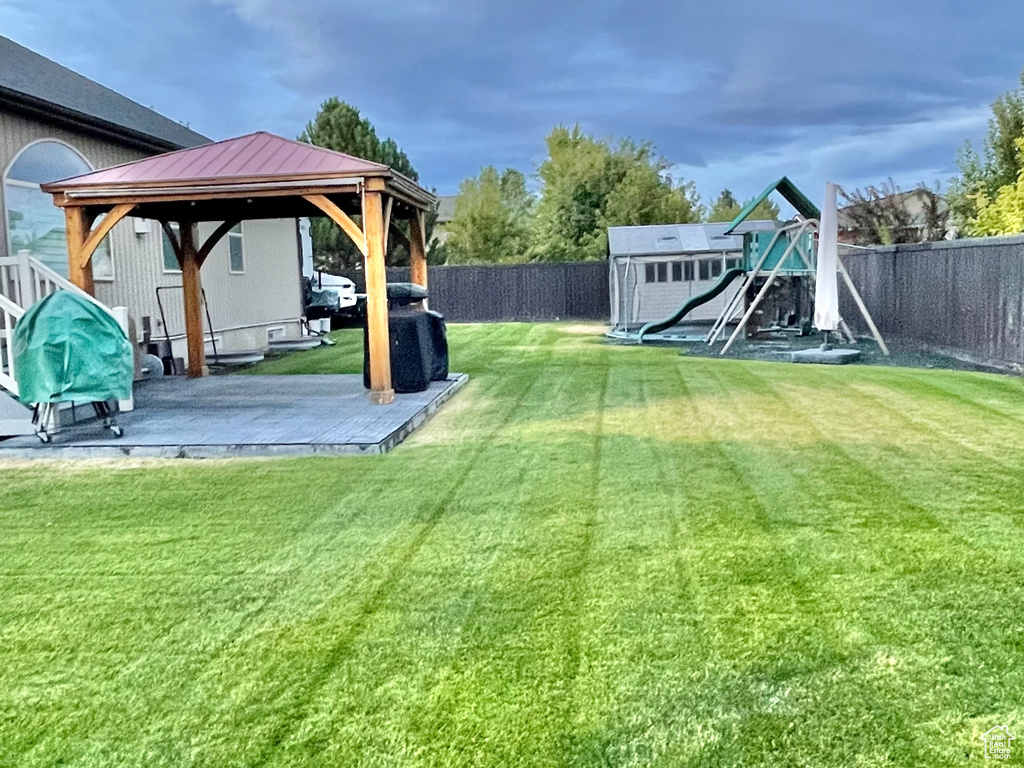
[671,262,682,281]
[684,261,694,281]
[4,140,113,280]
[697,258,723,281]
[645,263,656,283]
[228,224,244,273]
[656,262,667,282]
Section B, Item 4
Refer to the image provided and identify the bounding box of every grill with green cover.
[13,291,132,406]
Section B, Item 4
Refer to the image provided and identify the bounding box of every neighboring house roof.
[838,188,947,230]
[723,176,820,235]
[0,34,209,151]
[435,195,457,223]
[608,221,775,258]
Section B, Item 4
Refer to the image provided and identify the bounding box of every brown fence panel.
[839,235,1024,365]
[343,262,609,322]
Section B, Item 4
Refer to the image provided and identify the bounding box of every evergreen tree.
[299,98,434,271]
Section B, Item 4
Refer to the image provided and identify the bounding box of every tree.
[838,179,948,245]
[298,98,433,272]
[530,125,702,262]
[706,188,780,223]
[948,67,1024,232]
[445,167,534,264]
[967,137,1024,236]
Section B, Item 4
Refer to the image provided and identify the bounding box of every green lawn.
[2,322,1024,767]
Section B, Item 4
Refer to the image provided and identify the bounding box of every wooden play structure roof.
[723,176,821,236]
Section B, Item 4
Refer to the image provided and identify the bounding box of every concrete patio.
[0,373,467,459]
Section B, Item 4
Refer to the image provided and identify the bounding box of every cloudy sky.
[2,0,1023,205]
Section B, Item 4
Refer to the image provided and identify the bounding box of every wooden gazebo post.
[156,219,239,378]
[409,210,428,293]
[64,207,94,296]
[362,190,394,405]
[178,222,206,377]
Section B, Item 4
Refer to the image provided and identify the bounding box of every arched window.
[4,140,112,280]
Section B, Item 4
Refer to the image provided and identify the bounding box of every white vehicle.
[300,217,358,310]
[311,271,358,308]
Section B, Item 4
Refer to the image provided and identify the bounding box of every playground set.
[615,177,888,360]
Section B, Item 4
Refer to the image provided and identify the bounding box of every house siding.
[1,107,303,355]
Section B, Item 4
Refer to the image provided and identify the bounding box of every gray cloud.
[3,0,1022,201]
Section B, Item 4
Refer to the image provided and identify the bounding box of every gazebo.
[41,131,437,405]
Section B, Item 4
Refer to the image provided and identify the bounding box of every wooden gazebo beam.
[303,195,366,256]
[64,203,137,295]
[408,210,428,291]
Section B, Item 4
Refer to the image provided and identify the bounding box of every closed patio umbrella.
[814,182,841,333]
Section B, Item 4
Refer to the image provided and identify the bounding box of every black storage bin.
[364,310,449,393]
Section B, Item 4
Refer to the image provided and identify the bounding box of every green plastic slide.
[637,268,746,344]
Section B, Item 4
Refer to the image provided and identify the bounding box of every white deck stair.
[0,253,118,439]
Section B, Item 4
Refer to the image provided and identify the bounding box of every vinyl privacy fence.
[839,235,1024,366]
[347,262,610,322]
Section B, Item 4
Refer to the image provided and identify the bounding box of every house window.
[4,140,113,280]
[725,257,742,271]
[684,261,694,281]
[645,263,656,283]
[711,258,723,278]
[162,223,181,272]
[671,262,682,281]
[656,262,667,283]
[228,224,244,273]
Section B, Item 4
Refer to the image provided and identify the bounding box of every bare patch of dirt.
[560,323,608,336]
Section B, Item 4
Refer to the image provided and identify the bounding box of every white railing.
[0,293,25,396]
[0,253,90,305]
[0,253,112,314]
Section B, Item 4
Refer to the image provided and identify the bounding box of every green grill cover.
[12,291,133,405]
[309,287,340,310]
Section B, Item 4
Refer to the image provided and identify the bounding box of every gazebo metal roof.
[42,131,435,218]
[47,131,390,187]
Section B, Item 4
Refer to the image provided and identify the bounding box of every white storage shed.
[608,221,774,331]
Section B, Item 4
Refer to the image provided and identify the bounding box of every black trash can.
[364,310,449,393]
[363,310,449,393]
